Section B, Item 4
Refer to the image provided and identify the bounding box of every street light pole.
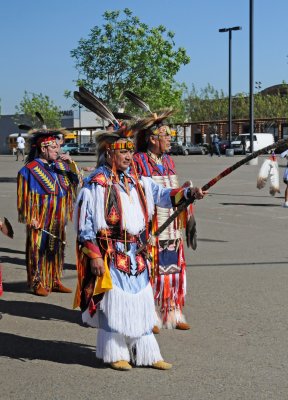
[249,0,254,153]
[219,26,242,149]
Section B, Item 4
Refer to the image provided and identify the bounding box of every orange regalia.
[133,151,193,328]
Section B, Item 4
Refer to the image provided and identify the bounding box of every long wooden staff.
[137,138,288,254]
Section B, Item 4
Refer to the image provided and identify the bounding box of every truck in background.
[231,133,274,154]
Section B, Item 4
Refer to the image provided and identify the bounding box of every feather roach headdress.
[74,87,134,165]
[19,112,69,164]
[123,90,174,151]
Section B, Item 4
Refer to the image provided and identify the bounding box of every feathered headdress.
[19,112,69,164]
[74,87,134,157]
[123,90,174,151]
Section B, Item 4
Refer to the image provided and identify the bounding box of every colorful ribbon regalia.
[133,151,193,328]
[17,158,78,290]
[73,162,189,365]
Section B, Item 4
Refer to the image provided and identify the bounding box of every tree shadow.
[0,332,105,368]
[0,299,82,324]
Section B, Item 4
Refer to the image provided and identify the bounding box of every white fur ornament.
[257,156,280,196]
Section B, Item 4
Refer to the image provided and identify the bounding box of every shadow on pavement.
[0,299,81,324]
[3,281,28,293]
[0,177,17,183]
[187,260,288,268]
[63,262,76,271]
[210,192,283,199]
[0,255,25,267]
[220,202,279,207]
[198,238,228,243]
[0,332,105,368]
[0,247,25,255]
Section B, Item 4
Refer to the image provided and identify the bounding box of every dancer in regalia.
[125,92,197,331]
[17,125,79,296]
[72,87,206,370]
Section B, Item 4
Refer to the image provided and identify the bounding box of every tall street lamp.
[219,26,242,149]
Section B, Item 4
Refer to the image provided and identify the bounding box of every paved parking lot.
[1,153,288,400]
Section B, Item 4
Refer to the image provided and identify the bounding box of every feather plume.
[123,90,153,115]
[0,217,14,239]
[78,87,118,126]
[113,111,133,120]
[35,112,45,126]
[132,109,174,134]
[18,124,32,131]
[74,91,100,116]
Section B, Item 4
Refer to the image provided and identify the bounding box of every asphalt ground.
[0,153,288,400]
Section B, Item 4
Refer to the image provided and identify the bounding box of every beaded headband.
[37,136,57,148]
[108,139,134,150]
[152,125,171,136]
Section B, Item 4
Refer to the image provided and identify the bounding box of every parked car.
[76,142,97,155]
[170,142,208,155]
[60,142,79,155]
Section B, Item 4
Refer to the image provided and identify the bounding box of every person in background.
[16,133,25,161]
[241,135,247,155]
[212,133,221,157]
[17,129,79,296]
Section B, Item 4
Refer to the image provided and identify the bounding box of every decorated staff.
[137,138,288,254]
[126,90,198,332]
[17,113,79,296]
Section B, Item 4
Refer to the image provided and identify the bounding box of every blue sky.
[1,0,287,114]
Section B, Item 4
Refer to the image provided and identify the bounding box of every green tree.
[15,91,61,128]
[183,84,228,122]
[67,8,190,121]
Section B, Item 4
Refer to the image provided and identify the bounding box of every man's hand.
[90,258,105,277]
[187,187,208,200]
[30,219,40,229]
[59,153,73,163]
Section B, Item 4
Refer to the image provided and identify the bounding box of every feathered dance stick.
[136,138,288,254]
